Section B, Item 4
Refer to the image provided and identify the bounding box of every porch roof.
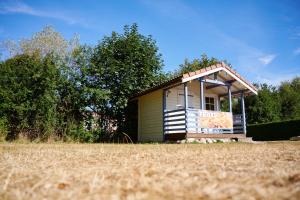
[130,62,258,99]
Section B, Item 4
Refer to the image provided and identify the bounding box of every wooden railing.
[186,109,200,133]
[164,108,245,134]
[163,109,186,134]
[186,109,234,134]
[233,114,244,133]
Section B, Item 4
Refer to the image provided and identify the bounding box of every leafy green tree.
[60,45,110,141]
[174,54,231,75]
[245,77,300,124]
[0,26,87,141]
[245,84,280,124]
[1,25,79,58]
[0,54,59,140]
[279,77,300,120]
[89,23,164,132]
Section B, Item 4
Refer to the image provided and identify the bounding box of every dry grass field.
[0,142,300,200]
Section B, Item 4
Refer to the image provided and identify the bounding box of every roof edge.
[181,62,258,94]
[130,62,258,100]
[129,76,182,100]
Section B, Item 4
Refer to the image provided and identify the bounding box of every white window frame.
[204,94,218,111]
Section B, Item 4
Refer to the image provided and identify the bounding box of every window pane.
[205,97,215,111]
[206,104,209,110]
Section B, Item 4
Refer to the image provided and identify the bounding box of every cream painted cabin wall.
[166,80,219,111]
[138,89,163,142]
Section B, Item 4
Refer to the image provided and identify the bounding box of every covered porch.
[162,65,256,141]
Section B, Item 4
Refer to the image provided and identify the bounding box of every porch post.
[199,79,204,110]
[184,82,188,109]
[162,89,167,141]
[184,83,188,134]
[217,96,221,111]
[228,85,232,112]
[163,89,167,112]
[241,91,247,135]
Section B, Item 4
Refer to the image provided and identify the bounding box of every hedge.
[247,119,300,141]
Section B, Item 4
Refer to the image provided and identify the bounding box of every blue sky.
[0,0,300,85]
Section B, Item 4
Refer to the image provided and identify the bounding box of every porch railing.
[186,109,234,134]
[163,109,186,134]
[163,108,245,134]
[233,114,244,133]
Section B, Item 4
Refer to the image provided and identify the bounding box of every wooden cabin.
[129,62,258,142]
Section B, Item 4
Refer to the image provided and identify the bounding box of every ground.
[0,142,299,200]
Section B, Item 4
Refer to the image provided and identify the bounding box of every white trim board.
[182,67,258,95]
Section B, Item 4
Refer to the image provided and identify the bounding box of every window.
[205,97,215,111]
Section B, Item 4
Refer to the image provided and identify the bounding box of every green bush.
[247,119,300,141]
[0,117,8,142]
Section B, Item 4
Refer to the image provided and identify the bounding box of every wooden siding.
[138,89,163,142]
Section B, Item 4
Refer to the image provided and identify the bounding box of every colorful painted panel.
[199,111,233,129]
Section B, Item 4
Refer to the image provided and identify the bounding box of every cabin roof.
[130,62,258,99]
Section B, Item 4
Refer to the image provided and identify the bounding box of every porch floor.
[187,133,246,139]
[165,133,246,141]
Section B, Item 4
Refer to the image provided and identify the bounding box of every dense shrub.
[0,117,8,142]
[247,119,300,141]
[0,54,59,141]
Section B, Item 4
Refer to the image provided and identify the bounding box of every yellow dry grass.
[0,142,300,200]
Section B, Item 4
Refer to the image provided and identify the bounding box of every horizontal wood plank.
[164,118,185,123]
[164,113,185,118]
[164,109,185,114]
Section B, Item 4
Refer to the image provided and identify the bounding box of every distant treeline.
[0,25,299,142]
[245,79,300,124]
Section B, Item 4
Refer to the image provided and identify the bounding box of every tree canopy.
[244,78,300,124]
[0,26,86,141]
[173,54,231,75]
[1,25,79,58]
[0,53,59,140]
[89,23,164,131]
